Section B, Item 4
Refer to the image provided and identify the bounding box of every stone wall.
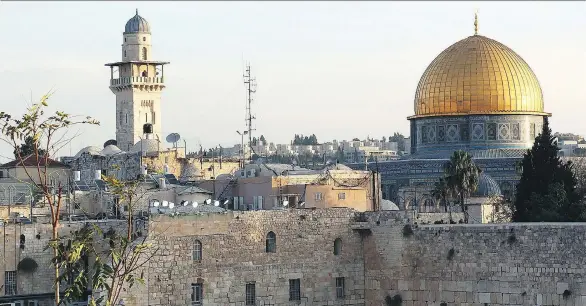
[125,208,366,306]
[4,209,586,306]
[362,212,586,306]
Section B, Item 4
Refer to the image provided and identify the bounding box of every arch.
[419,197,435,213]
[142,47,147,60]
[333,238,342,255]
[265,231,276,253]
[193,240,202,262]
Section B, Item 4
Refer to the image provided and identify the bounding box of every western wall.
[3,209,586,305]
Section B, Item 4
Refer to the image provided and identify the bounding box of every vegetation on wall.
[402,224,414,237]
[447,248,455,260]
[513,117,586,222]
[385,294,403,306]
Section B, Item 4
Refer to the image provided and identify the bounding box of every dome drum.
[409,114,545,158]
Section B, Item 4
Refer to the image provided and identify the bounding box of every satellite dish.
[283,200,289,207]
[299,201,306,207]
[205,199,212,205]
[162,201,168,207]
[166,133,181,147]
[223,199,229,205]
[214,200,220,207]
[192,202,199,208]
[153,201,160,207]
[182,200,189,206]
[169,202,175,209]
[103,139,117,148]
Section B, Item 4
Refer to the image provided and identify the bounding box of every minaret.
[105,9,169,151]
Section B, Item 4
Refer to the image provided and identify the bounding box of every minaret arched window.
[142,47,147,60]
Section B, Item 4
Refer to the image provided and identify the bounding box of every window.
[5,271,16,295]
[124,38,127,42]
[191,283,203,306]
[245,282,256,305]
[333,238,342,255]
[142,47,147,60]
[314,192,323,201]
[338,192,346,200]
[335,277,345,299]
[253,196,264,210]
[145,113,148,123]
[125,113,128,124]
[152,112,156,124]
[289,279,301,301]
[124,50,127,57]
[265,231,276,253]
[193,240,202,262]
[143,37,146,42]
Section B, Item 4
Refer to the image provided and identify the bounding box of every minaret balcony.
[110,76,164,86]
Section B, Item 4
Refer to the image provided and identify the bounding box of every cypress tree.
[513,117,584,221]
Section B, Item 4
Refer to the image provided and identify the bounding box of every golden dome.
[411,34,547,118]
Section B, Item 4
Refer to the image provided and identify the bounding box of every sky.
[0,1,584,162]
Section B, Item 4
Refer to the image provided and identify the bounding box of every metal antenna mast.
[243,63,256,162]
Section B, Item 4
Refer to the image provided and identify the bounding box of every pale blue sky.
[0,2,584,161]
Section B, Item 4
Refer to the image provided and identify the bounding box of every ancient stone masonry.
[128,208,366,306]
[4,210,586,306]
[363,212,586,306]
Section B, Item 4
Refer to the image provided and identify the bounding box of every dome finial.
[136,8,139,16]
[474,10,479,35]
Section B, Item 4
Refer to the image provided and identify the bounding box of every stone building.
[349,15,548,211]
[198,163,381,212]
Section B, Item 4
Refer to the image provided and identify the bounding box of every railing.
[110,76,164,86]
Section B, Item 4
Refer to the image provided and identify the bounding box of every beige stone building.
[198,163,381,212]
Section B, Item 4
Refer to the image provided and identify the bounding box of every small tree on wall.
[513,117,586,222]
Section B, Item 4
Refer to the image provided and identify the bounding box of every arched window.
[124,50,127,58]
[265,231,276,253]
[193,240,202,262]
[419,198,435,213]
[142,47,147,60]
[333,238,342,255]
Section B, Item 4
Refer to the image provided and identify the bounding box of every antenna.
[166,133,181,148]
[243,62,257,163]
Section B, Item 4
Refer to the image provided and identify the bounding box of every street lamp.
[236,130,248,168]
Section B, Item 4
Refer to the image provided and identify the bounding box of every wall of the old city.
[4,209,586,306]
[361,211,586,306]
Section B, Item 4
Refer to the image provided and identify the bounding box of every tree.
[336,147,345,164]
[13,136,46,159]
[431,177,452,222]
[444,150,480,224]
[352,138,360,141]
[259,135,266,145]
[56,173,159,306]
[381,136,387,143]
[389,132,406,152]
[0,92,99,304]
[513,117,585,222]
